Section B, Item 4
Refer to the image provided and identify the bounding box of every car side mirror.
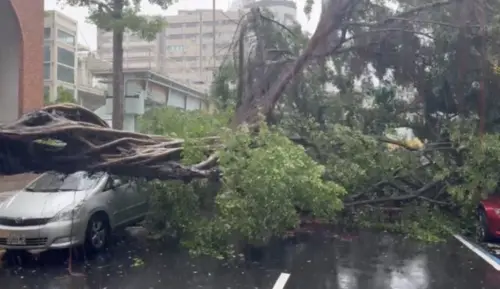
[112,179,122,187]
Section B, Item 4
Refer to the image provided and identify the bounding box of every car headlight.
[495,209,500,216]
[50,204,83,222]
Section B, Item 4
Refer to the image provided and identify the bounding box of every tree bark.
[111,0,125,130]
[231,0,353,127]
[236,20,246,108]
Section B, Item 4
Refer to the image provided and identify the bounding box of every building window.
[203,32,213,38]
[184,33,198,40]
[57,65,74,84]
[57,47,75,67]
[44,63,51,80]
[167,45,184,52]
[167,23,183,29]
[44,46,51,62]
[44,28,51,39]
[57,29,75,46]
[185,22,198,28]
[167,34,183,40]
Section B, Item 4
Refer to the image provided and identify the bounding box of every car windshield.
[24,171,105,192]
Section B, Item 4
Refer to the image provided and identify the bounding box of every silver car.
[0,171,149,254]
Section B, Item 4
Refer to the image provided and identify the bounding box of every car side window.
[103,175,121,191]
[103,178,114,191]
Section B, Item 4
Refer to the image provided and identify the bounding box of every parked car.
[0,171,149,253]
[477,195,500,242]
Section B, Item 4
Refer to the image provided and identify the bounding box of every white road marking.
[454,234,500,271]
[272,273,290,289]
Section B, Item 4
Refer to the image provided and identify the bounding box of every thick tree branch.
[344,180,441,207]
[0,104,219,181]
[231,0,456,126]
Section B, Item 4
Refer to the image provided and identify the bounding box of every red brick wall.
[0,1,43,192]
[10,0,44,115]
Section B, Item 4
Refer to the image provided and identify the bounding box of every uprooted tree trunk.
[232,0,456,126]
[0,104,219,180]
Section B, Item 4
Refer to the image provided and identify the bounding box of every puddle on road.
[0,230,499,289]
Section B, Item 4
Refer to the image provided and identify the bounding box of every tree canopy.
[62,0,176,129]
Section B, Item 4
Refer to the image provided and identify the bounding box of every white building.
[161,9,241,90]
[96,10,242,91]
[43,10,79,102]
[44,10,107,108]
[89,68,209,131]
[44,10,209,132]
[96,21,165,73]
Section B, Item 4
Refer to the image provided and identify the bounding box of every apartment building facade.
[96,10,241,91]
[96,27,165,72]
[43,10,79,102]
[162,10,241,90]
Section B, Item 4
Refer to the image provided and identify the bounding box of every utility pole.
[212,0,216,72]
[112,0,125,130]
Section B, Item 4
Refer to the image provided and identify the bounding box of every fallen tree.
[0,0,497,256]
[0,103,219,181]
[0,0,475,182]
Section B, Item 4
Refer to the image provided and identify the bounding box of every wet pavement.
[0,230,499,289]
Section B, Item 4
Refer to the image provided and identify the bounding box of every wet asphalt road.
[0,229,499,289]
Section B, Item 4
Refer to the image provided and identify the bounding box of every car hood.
[0,190,88,219]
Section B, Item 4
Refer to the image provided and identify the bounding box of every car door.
[112,176,143,225]
[125,180,149,221]
[105,175,134,227]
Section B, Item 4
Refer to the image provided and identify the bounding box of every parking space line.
[454,234,500,271]
[272,273,290,289]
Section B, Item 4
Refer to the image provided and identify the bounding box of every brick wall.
[10,0,44,114]
[0,2,43,193]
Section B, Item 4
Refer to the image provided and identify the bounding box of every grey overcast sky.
[44,0,322,50]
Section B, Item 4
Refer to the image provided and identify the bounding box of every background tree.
[63,0,175,129]
[45,86,77,105]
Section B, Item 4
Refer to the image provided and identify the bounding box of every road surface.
[0,229,499,289]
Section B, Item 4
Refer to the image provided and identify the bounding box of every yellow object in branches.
[492,64,500,75]
[387,138,424,151]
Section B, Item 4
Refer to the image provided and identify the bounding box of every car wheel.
[85,213,110,253]
[477,209,492,243]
